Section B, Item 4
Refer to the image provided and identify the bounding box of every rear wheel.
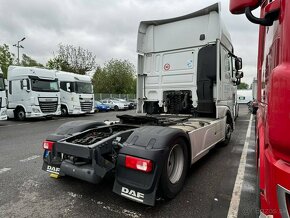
[159,138,188,199]
[15,108,26,121]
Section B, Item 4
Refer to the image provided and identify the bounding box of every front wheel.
[220,121,232,146]
[15,108,26,121]
[61,106,68,116]
[159,138,188,199]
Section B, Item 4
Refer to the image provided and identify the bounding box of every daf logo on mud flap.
[47,165,60,174]
[121,187,144,202]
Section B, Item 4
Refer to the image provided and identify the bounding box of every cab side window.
[60,82,67,91]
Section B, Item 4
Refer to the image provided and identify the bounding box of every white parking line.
[19,155,40,162]
[0,168,11,174]
[227,114,253,218]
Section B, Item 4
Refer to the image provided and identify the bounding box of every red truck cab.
[230,0,290,217]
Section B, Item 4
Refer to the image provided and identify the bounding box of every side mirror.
[66,83,71,92]
[4,79,7,87]
[230,0,260,14]
[230,0,280,26]
[235,57,243,70]
[22,79,28,89]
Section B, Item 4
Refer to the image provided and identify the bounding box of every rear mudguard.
[113,126,190,206]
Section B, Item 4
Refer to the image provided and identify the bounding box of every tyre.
[61,105,68,116]
[220,119,232,146]
[159,138,188,199]
[114,105,119,111]
[15,108,26,121]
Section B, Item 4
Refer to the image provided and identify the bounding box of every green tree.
[0,44,15,78]
[237,82,249,90]
[92,59,136,94]
[47,44,97,74]
[92,66,109,93]
[21,54,44,67]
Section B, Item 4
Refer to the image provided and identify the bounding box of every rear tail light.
[42,140,54,151]
[125,155,153,173]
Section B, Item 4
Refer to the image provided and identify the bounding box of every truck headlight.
[1,109,6,116]
[32,108,41,113]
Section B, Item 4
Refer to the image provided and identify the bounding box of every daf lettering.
[47,165,60,173]
[121,187,144,200]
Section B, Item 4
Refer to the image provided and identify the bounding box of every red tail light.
[125,155,153,173]
[42,140,54,151]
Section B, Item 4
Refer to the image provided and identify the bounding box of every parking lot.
[0,105,257,218]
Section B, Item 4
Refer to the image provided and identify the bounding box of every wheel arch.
[113,126,191,206]
[14,105,26,115]
[225,109,234,130]
[61,103,68,110]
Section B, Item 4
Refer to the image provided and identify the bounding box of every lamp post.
[13,37,26,65]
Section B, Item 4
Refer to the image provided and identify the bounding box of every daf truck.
[56,71,94,116]
[42,3,243,206]
[7,66,61,120]
[0,68,7,121]
[230,0,290,217]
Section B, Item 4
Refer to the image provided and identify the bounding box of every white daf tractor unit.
[0,68,7,121]
[7,66,61,120]
[42,3,243,206]
[56,71,94,116]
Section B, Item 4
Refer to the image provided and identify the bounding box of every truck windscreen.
[31,79,59,92]
[75,82,93,94]
[0,76,5,91]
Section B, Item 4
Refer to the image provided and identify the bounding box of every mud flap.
[113,179,158,206]
[112,126,190,206]
[42,162,64,176]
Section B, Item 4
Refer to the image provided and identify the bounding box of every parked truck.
[7,66,61,120]
[230,0,289,217]
[0,68,7,121]
[42,3,243,206]
[56,71,94,116]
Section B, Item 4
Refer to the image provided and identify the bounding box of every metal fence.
[94,93,136,100]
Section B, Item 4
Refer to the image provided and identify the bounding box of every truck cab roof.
[137,2,233,54]
[7,66,57,81]
[56,71,91,83]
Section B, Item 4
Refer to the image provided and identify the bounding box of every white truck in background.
[237,89,252,104]
[0,68,7,121]
[56,71,94,116]
[7,66,61,120]
[42,3,244,206]
[252,78,257,101]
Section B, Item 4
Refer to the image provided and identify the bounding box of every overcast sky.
[0,0,259,85]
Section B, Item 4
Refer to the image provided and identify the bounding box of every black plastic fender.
[113,126,190,206]
[46,120,106,142]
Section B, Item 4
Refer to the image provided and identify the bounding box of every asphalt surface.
[0,105,257,218]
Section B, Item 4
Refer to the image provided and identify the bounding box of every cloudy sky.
[0,0,259,85]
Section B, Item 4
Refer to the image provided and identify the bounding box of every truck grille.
[80,101,93,112]
[39,98,58,113]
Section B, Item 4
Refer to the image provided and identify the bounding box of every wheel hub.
[167,144,184,184]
